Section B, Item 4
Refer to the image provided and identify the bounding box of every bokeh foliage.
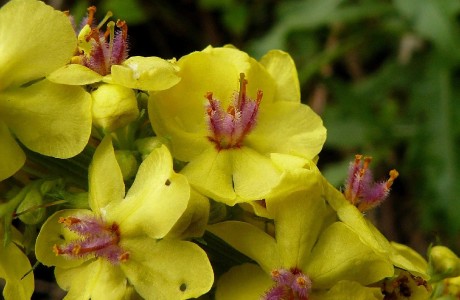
[46,0,460,250]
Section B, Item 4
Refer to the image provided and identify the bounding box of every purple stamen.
[262,268,311,300]
[72,6,129,75]
[54,215,129,264]
[205,73,262,150]
[343,155,399,212]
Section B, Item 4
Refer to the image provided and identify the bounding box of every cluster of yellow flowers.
[1,0,460,299]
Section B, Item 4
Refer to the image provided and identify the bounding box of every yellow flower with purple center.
[72,6,129,76]
[46,5,181,132]
[149,46,327,205]
[324,155,429,281]
[0,0,92,181]
[48,6,180,91]
[208,161,393,299]
[35,137,213,299]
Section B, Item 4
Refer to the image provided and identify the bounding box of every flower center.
[53,215,129,264]
[71,6,129,76]
[205,73,262,150]
[263,267,312,300]
[344,154,399,212]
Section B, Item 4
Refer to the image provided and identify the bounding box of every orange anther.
[58,216,81,226]
[52,244,62,255]
[296,277,307,287]
[86,6,97,26]
[386,169,399,189]
[72,244,81,255]
[119,252,130,262]
[227,105,236,116]
[363,156,372,170]
[116,20,128,40]
[205,92,213,102]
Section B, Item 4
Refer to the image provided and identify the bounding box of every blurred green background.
[29,0,460,253]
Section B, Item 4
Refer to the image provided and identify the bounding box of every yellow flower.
[46,6,181,132]
[0,225,34,300]
[324,175,430,280]
[47,6,180,91]
[35,137,213,299]
[208,161,392,299]
[0,0,92,181]
[149,46,326,205]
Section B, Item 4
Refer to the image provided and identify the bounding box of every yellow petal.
[0,239,34,300]
[0,80,91,158]
[166,188,210,239]
[149,87,209,161]
[199,46,272,102]
[326,186,393,255]
[232,146,282,202]
[185,145,282,206]
[267,170,335,269]
[266,155,316,199]
[270,152,312,171]
[0,0,76,89]
[208,221,280,273]
[391,242,430,279]
[181,147,236,204]
[35,209,92,269]
[121,238,213,300]
[311,280,384,300]
[109,56,181,90]
[305,222,394,289]
[215,264,273,300]
[110,145,190,239]
[323,180,350,211]
[47,64,102,85]
[259,50,300,103]
[246,101,326,159]
[0,121,25,181]
[55,259,127,300]
[89,136,125,212]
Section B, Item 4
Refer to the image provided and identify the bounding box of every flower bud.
[39,178,64,195]
[17,188,45,225]
[441,276,460,297]
[91,84,139,132]
[430,246,460,279]
[134,137,165,160]
[115,150,138,181]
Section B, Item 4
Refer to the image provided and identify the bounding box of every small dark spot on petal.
[59,234,65,240]
[165,179,171,186]
[179,283,187,292]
